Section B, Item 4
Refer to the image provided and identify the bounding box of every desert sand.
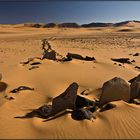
[0,24,140,139]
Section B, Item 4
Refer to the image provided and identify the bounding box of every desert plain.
[0,22,140,139]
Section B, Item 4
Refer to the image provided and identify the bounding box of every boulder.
[99,77,130,107]
[51,82,79,115]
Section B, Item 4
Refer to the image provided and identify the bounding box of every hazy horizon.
[0,1,140,24]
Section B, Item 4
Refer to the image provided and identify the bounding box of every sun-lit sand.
[0,23,140,139]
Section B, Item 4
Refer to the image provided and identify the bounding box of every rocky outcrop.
[81,22,113,27]
[42,23,57,28]
[58,23,80,28]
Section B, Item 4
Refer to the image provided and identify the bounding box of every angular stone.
[51,82,79,115]
[99,77,130,107]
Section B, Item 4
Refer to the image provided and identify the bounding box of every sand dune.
[0,25,140,139]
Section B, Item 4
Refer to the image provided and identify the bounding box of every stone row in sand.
[20,39,139,72]
[20,39,96,70]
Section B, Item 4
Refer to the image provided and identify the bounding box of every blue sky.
[0,1,140,24]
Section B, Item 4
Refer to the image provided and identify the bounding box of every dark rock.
[29,66,39,70]
[131,59,136,62]
[84,56,96,61]
[51,82,79,115]
[20,57,42,65]
[118,29,133,32]
[75,95,95,108]
[88,106,98,113]
[131,99,140,105]
[135,66,140,70]
[0,82,8,92]
[130,81,140,99]
[66,52,95,61]
[99,77,130,107]
[36,105,52,118]
[111,58,131,64]
[30,62,42,65]
[128,74,140,84]
[8,96,15,100]
[71,108,94,121]
[63,57,73,62]
[100,103,116,112]
[80,88,93,95]
[42,50,56,60]
[66,53,84,60]
[133,53,140,56]
[4,95,15,100]
[10,86,34,93]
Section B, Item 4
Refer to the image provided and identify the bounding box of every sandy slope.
[0,26,140,139]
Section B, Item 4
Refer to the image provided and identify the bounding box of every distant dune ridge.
[22,20,140,28]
